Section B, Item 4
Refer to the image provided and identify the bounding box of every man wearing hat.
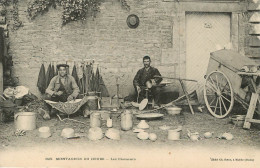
[133,56,162,105]
[40,64,80,119]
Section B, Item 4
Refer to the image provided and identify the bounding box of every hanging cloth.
[37,64,46,94]
[71,64,79,86]
[78,78,84,94]
[90,71,95,92]
[45,64,52,87]
[77,63,84,94]
[55,63,58,76]
[77,62,84,80]
[82,73,86,94]
[50,63,55,80]
[99,75,110,97]
[82,63,86,94]
[94,67,100,92]
[84,64,93,94]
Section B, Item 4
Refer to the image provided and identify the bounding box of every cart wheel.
[204,71,234,118]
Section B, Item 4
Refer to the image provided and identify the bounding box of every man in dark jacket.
[133,56,162,105]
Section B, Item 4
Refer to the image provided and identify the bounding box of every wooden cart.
[203,49,260,119]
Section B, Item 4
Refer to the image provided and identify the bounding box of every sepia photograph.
[0,0,259,167]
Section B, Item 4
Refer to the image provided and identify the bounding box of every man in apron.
[40,64,80,119]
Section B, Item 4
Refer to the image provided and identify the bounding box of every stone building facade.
[0,0,259,98]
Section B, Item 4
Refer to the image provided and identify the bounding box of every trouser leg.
[42,94,59,116]
[134,86,146,103]
[151,87,161,105]
[38,94,53,119]
[43,94,52,112]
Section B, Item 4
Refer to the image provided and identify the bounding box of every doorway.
[185,12,231,102]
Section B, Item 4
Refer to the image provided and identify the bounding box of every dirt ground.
[0,106,260,167]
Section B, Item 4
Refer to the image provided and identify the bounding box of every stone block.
[249,23,260,34]
[249,12,260,23]
[248,3,260,11]
[249,36,260,47]
[245,47,260,58]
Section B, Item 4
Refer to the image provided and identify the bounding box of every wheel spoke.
[209,76,218,91]
[206,93,215,96]
[219,97,222,116]
[221,82,228,92]
[215,74,220,90]
[210,106,218,108]
[220,74,225,86]
[206,81,218,92]
[220,96,228,113]
[222,91,231,96]
[213,98,219,114]
[209,97,216,106]
[221,94,231,103]
[206,88,215,95]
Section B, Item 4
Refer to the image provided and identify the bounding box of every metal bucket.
[230,115,246,127]
[168,129,181,140]
[90,112,101,128]
[86,96,98,110]
[121,110,133,131]
[14,112,37,130]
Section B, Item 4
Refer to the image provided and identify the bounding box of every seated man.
[40,64,80,119]
[133,56,162,105]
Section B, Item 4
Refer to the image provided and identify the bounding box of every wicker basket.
[45,97,88,116]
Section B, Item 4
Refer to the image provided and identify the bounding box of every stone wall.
[3,0,257,98]
[7,0,179,97]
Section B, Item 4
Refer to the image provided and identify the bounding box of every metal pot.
[168,129,181,140]
[121,110,133,131]
[230,115,246,127]
[166,106,182,115]
[0,100,17,121]
[86,96,99,110]
[146,80,152,88]
[90,112,101,128]
[14,112,37,130]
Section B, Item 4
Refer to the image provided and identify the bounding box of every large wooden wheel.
[204,71,234,118]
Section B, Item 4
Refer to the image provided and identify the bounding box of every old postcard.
[0,0,259,168]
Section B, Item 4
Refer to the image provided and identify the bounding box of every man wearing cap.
[40,64,80,119]
[133,56,162,105]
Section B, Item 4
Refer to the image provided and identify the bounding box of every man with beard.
[133,56,162,105]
